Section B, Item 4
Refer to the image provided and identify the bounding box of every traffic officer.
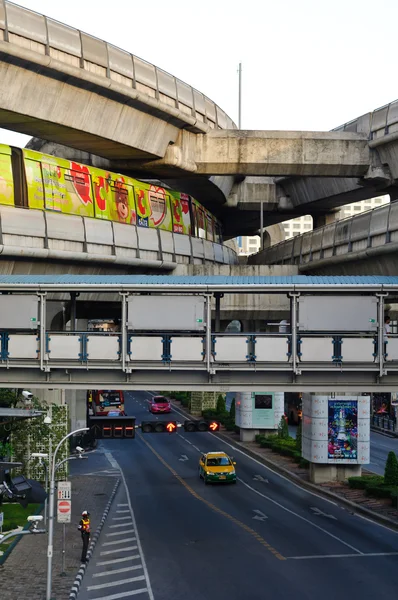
[78,510,91,563]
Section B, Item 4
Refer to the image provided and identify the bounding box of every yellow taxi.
[198,451,237,484]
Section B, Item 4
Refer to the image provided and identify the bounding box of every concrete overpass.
[0,0,388,240]
[250,200,398,276]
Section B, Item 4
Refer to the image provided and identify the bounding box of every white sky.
[1,0,398,148]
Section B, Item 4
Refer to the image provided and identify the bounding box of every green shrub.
[234,425,240,434]
[384,451,398,486]
[365,485,398,499]
[255,434,265,444]
[299,457,310,468]
[202,409,220,420]
[278,416,289,439]
[295,421,302,454]
[348,475,384,490]
[230,398,236,421]
[216,394,226,414]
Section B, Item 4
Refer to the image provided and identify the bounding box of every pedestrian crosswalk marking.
[103,536,136,547]
[109,522,133,528]
[100,545,138,556]
[96,554,141,566]
[106,529,135,537]
[87,574,146,591]
[112,516,132,520]
[90,589,148,600]
[93,564,143,578]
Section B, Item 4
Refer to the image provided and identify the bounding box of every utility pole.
[238,62,242,129]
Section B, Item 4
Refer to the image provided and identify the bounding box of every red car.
[149,396,171,414]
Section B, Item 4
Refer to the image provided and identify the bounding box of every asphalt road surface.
[78,391,398,600]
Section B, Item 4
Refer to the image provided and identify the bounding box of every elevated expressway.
[0,0,384,240]
[251,200,398,276]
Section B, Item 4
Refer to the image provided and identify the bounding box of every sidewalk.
[0,472,118,600]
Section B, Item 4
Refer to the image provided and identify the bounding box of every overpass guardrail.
[0,0,235,133]
[0,330,396,372]
[253,201,398,267]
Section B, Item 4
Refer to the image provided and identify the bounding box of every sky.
[1,0,398,148]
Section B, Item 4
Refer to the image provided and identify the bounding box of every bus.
[88,390,125,417]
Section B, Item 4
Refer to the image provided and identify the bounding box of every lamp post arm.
[51,428,88,478]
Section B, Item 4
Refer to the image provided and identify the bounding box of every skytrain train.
[0,144,223,243]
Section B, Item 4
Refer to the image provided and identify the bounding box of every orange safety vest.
[81,518,90,533]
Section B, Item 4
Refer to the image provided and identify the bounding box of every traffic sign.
[58,481,71,500]
[57,500,71,523]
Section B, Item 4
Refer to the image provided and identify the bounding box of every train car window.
[180,195,192,235]
[0,149,15,208]
[59,165,94,217]
[215,223,223,244]
[24,158,44,210]
[197,207,206,239]
[206,214,214,241]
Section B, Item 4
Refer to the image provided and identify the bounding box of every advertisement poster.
[328,400,358,460]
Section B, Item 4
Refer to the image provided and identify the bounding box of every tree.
[278,415,289,439]
[384,451,398,486]
[295,420,302,454]
[230,398,236,421]
[216,394,226,414]
[0,389,18,408]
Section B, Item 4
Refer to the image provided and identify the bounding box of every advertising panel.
[170,191,191,235]
[0,145,14,206]
[91,168,136,225]
[135,183,172,231]
[328,400,358,460]
[23,149,95,217]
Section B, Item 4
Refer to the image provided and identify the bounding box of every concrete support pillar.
[312,211,338,229]
[65,389,87,431]
[302,393,370,484]
[236,391,284,441]
[309,463,362,484]
[32,389,65,406]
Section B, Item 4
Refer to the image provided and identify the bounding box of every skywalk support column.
[302,394,370,484]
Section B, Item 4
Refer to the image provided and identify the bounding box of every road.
[78,391,398,600]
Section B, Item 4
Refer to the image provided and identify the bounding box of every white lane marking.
[116,510,130,514]
[106,529,135,537]
[117,455,156,600]
[113,516,133,521]
[252,509,268,521]
[96,555,141,566]
[93,565,143,578]
[179,435,193,446]
[288,552,398,560]
[310,507,337,520]
[117,504,129,507]
[237,478,362,554]
[100,546,138,556]
[192,445,201,452]
[105,451,121,470]
[355,512,398,535]
[109,522,133,528]
[91,589,148,600]
[179,455,189,462]
[88,575,146,591]
[103,537,137,547]
[253,475,269,483]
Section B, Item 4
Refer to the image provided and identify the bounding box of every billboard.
[327,400,358,460]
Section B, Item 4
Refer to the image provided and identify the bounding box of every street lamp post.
[46,427,88,600]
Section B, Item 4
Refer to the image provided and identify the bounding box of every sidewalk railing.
[372,414,397,433]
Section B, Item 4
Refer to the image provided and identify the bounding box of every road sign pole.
[61,524,66,576]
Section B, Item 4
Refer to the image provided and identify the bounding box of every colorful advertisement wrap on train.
[328,400,358,460]
[0,145,14,206]
[20,147,222,240]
